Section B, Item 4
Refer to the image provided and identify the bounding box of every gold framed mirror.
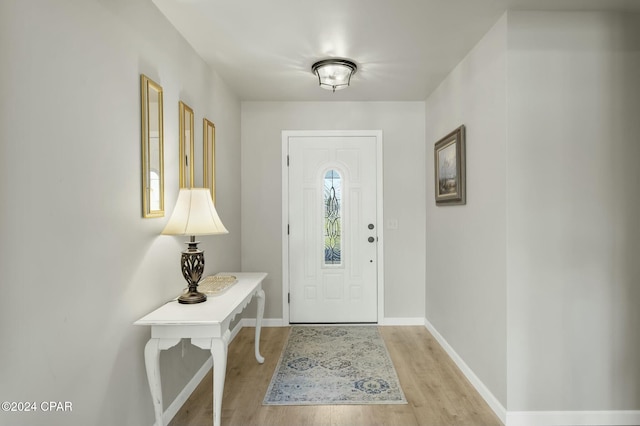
[179,101,194,188]
[203,118,216,203]
[140,74,164,218]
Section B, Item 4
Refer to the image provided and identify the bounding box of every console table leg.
[211,332,229,426]
[255,289,265,364]
[144,339,164,426]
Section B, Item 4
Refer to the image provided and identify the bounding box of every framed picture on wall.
[434,125,466,206]
[140,74,165,218]
[203,118,216,204]
[178,101,195,188]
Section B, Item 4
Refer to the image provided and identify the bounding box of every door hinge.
[288,293,290,304]
[287,224,290,235]
[287,155,290,166]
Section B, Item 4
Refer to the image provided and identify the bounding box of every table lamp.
[162,188,228,304]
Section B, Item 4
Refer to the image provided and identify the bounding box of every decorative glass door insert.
[324,170,342,265]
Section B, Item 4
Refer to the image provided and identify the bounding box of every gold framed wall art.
[140,74,164,218]
[203,118,216,204]
[179,101,194,188]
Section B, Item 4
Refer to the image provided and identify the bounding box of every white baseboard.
[230,319,244,341]
[240,317,427,327]
[506,410,640,426]
[424,319,640,426]
[380,317,425,326]
[424,318,507,425]
[240,317,287,327]
[158,318,285,424]
[161,355,213,425]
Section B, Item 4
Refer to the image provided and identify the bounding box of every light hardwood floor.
[169,326,502,426]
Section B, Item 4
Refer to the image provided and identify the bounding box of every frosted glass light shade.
[312,59,357,92]
[161,188,228,236]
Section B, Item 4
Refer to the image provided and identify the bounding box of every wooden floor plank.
[169,326,502,426]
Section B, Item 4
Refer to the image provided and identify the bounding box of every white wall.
[424,15,508,406]
[425,9,640,420]
[241,102,426,322]
[506,11,640,412]
[0,1,241,425]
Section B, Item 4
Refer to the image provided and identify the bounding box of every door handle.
[368,237,375,243]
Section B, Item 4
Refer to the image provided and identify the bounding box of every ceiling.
[153,0,640,102]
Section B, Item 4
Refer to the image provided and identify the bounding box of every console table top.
[134,272,267,326]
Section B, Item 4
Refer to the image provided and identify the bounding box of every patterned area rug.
[263,326,407,405]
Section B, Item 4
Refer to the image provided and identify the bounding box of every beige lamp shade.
[161,188,229,236]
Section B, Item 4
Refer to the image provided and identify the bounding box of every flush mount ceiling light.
[311,58,358,92]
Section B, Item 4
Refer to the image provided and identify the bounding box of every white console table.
[135,272,267,426]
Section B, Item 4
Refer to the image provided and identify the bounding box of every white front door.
[287,134,378,323]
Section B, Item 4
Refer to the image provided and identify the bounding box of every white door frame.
[281,130,384,324]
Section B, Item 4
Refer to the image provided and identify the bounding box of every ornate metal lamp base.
[178,290,207,304]
[178,236,207,305]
